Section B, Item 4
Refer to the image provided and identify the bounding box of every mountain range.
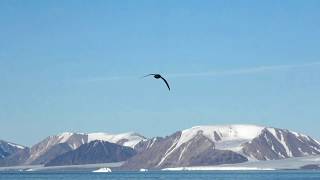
[1,124,319,170]
[0,132,145,166]
[0,140,26,161]
[45,140,136,166]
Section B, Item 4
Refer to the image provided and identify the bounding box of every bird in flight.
[143,74,171,91]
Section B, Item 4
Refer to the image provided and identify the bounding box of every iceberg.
[92,167,112,173]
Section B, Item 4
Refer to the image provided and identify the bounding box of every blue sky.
[1,0,320,146]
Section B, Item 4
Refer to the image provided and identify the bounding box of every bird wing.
[160,77,171,91]
[143,74,157,78]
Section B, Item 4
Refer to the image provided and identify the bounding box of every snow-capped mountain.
[0,140,26,160]
[242,127,320,160]
[45,140,136,166]
[0,132,145,166]
[42,132,145,149]
[87,132,145,148]
[123,125,320,169]
[25,132,145,165]
[1,124,320,169]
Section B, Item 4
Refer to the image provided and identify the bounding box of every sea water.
[1,171,320,180]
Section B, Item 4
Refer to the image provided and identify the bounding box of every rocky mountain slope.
[45,140,136,166]
[1,124,320,169]
[122,125,320,169]
[0,132,145,166]
[0,140,26,160]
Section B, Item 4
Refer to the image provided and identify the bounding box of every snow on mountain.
[38,131,145,151]
[2,124,320,169]
[6,143,25,150]
[157,124,320,161]
[87,132,145,148]
[123,124,320,169]
[164,155,320,171]
[0,140,26,160]
[24,131,146,165]
[177,125,264,152]
[149,125,263,167]
[242,127,320,160]
[45,140,137,166]
[57,132,77,144]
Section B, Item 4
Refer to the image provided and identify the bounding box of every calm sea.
[0,171,320,180]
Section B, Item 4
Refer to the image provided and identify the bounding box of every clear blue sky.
[1,0,320,146]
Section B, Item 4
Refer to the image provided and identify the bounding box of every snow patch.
[177,125,264,152]
[58,132,74,143]
[279,132,292,157]
[163,166,275,171]
[92,167,112,173]
[88,132,144,148]
[267,128,278,139]
[157,137,179,166]
[147,138,157,149]
[178,142,190,161]
[302,157,320,162]
[7,142,25,149]
[156,125,265,166]
[267,128,294,157]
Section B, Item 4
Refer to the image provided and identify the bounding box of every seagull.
[143,74,171,91]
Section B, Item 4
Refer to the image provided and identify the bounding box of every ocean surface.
[1,171,320,180]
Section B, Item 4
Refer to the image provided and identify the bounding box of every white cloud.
[79,61,320,82]
[168,62,320,78]
[81,76,133,82]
